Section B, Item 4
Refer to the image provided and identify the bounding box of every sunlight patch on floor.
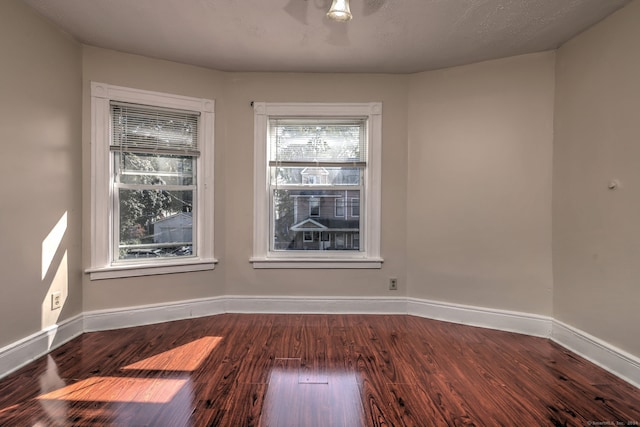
[37,377,188,404]
[122,336,222,372]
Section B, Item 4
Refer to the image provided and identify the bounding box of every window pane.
[272,189,360,251]
[309,198,320,216]
[270,167,360,186]
[118,189,194,260]
[335,198,345,217]
[351,198,360,217]
[118,152,195,185]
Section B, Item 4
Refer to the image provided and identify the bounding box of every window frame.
[250,102,383,269]
[87,82,217,280]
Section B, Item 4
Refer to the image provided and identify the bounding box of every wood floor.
[0,314,638,426]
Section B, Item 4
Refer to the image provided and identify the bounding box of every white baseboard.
[551,320,640,389]
[1,296,638,391]
[0,314,83,379]
[407,297,553,337]
[223,295,407,314]
[83,296,226,332]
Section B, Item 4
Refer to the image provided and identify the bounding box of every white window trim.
[250,102,383,269]
[87,82,217,280]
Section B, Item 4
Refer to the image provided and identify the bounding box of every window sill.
[86,258,218,280]
[249,257,383,269]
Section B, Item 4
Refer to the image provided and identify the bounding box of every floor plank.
[0,314,638,426]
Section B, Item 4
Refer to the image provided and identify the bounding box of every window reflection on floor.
[261,358,365,427]
[34,355,67,426]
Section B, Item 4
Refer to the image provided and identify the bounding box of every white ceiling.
[23,0,630,74]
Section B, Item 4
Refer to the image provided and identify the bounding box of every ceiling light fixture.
[327,0,352,22]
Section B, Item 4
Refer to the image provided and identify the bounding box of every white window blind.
[111,102,200,155]
[269,118,366,167]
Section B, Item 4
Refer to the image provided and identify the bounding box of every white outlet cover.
[51,291,62,310]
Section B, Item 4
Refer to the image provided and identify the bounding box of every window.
[351,198,360,217]
[111,104,197,262]
[251,102,383,269]
[87,83,216,279]
[335,198,345,217]
[309,198,320,217]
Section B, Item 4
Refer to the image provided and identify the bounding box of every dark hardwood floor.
[0,314,638,426]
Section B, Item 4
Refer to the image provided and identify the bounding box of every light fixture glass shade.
[327,0,352,21]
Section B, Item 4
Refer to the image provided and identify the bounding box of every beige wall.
[222,72,408,297]
[406,52,556,315]
[0,1,82,348]
[82,48,409,310]
[553,1,640,356]
[81,47,228,311]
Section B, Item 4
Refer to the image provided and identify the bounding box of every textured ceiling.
[23,0,631,74]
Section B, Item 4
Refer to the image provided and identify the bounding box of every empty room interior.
[1,0,639,425]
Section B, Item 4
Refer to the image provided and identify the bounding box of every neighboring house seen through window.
[251,102,383,269]
[88,83,216,279]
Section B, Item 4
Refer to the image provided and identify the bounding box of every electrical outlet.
[389,278,398,290]
[51,291,62,310]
